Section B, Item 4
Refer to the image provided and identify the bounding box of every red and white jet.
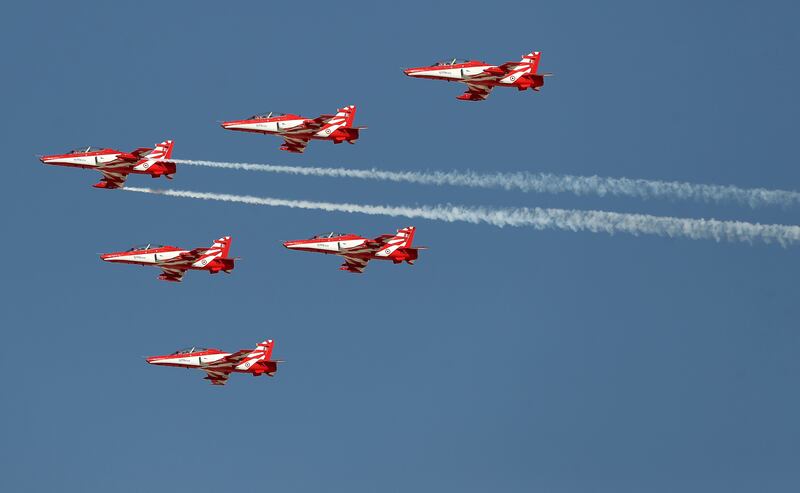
[220,105,365,153]
[404,51,550,101]
[39,140,175,188]
[147,339,281,386]
[283,226,424,273]
[100,236,235,282]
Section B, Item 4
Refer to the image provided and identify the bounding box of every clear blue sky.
[2,1,799,491]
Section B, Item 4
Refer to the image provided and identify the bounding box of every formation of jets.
[40,49,546,386]
[38,51,547,181]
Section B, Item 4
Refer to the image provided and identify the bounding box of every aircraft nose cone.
[283,240,302,249]
[403,68,412,76]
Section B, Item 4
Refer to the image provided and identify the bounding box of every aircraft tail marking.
[519,51,541,74]
[133,140,175,174]
[209,235,232,258]
[375,226,415,257]
[316,105,357,137]
[234,339,275,371]
[145,140,174,160]
[335,105,357,128]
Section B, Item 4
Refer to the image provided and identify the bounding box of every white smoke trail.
[171,158,800,209]
[123,187,800,247]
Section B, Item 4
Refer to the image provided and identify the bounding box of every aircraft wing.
[284,113,339,134]
[369,234,395,244]
[487,62,521,75]
[294,116,330,131]
[174,248,206,263]
[204,350,250,368]
[304,114,335,127]
[202,369,231,386]
[153,248,206,270]
[280,136,311,153]
[129,147,153,158]
[461,83,494,101]
[158,267,187,282]
[339,255,370,273]
[96,170,129,189]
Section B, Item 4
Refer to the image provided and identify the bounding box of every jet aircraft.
[39,140,175,188]
[101,236,235,282]
[220,105,365,153]
[147,339,281,386]
[283,226,424,273]
[404,51,550,101]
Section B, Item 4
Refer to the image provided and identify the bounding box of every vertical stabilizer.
[210,236,232,258]
[335,105,357,128]
[146,140,174,160]
[375,226,416,257]
[315,105,357,138]
[234,340,275,371]
[519,51,541,74]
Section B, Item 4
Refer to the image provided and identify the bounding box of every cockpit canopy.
[126,243,165,251]
[432,58,470,66]
[311,232,347,239]
[249,111,286,119]
[171,346,208,355]
[69,146,105,154]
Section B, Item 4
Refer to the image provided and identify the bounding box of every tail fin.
[394,226,415,249]
[316,105,357,137]
[234,339,274,371]
[498,52,543,87]
[145,140,174,160]
[520,51,541,74]
[210,236,232,258]
[375,226,415,257]
[133,140,175,176]
[335,105,357,128]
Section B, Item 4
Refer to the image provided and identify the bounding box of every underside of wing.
[94,170,129,189]
[203,369,230,386]
[158,267,187,283]
[280,136,310,153]
[340,255,370,274]
[459,83,494,101]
